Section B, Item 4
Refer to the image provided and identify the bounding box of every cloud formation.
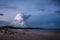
[51,0,60,6]
[0,13,4,16]
[54,10,60,14]
[0,0,60,28]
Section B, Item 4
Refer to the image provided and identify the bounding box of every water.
[22,29,60,33]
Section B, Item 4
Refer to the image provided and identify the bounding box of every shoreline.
[0,29,60,40]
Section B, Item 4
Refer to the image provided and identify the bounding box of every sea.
[20,29,60,33]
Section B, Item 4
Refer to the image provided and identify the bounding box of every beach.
[0,29,60,40]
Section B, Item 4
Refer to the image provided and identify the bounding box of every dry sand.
[0,29,60,40]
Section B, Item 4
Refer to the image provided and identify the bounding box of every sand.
[0,29,60,40]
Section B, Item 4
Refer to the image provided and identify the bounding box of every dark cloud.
[51,0,60,6]
[54,10,60,13]
[23,14,31,21]
[0,13,4,16]
[38,9,45,11]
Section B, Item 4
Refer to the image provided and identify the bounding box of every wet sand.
[0,29,60,40]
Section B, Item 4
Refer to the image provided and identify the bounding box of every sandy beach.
[0,29,60,40]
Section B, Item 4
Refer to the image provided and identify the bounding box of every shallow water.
[21,29,60,33]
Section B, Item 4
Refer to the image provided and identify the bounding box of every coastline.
[0,29,60,40]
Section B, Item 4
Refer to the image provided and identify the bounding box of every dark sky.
[0,0,60,28]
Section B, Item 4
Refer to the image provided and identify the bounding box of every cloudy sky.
[0,0,60,28]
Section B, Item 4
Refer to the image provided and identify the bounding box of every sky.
[0,0,60,28]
